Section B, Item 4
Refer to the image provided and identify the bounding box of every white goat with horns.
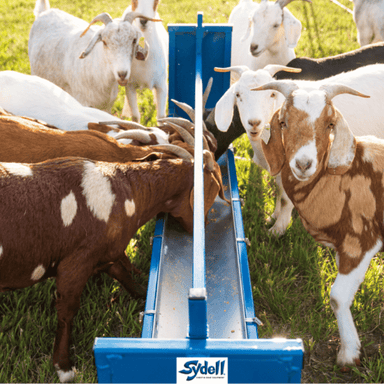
[29,0,161,112]
[228,0,310,83]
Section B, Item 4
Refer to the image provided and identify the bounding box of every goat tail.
[33,0,50,18]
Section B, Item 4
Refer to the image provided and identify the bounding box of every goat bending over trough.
[0,147,225,382]
[253,79,381,367]
[29,0,161,112]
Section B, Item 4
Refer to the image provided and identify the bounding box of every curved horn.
[165,122,195,146]
[98,120,148,130]
[251,80,299,99]
[114,130,152,143]
[123,11,162,24]
[170,99,209,133]
[214,66,249,77]
[203,77,213,109]
[319,84,370,101]
[150,144,194,160]
[158,117,195,137]
[80,12,113,37]
[263,64,302,77]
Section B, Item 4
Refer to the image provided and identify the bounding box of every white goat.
[228,0,306,82]
[254,79,381,368]
[353,0,384,46]
[29,0,159,112]
[0,70,169,145]
[215,64,384,235]
[121,0,168,122]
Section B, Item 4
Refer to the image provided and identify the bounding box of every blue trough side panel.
[94,337,304,384]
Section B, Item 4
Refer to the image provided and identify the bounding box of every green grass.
[1,0,384,382]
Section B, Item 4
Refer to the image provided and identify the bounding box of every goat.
[215,63,384,235]
[274,42,384,80]
[29,0,160,112]
[253,79,384,369]
[0,112,201,164]
[352,0,384,46]
[121,0,168,122]
[228,0,308,83]
[0,148,225,382]
[0,71,170,145]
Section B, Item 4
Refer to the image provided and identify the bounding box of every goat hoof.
[340,366,351,373]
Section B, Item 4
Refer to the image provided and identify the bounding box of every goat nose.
[296,159,312,172]
[249,119,261,128]
[118,71,128,81]
[140,19,148,28]
[250,44,258,53]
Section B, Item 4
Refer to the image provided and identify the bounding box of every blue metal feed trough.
[94,14,304,383]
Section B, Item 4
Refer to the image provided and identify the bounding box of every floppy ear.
[327,109,356,175]
[214,87,236,132]
[282,8,302,48]
[261,110,285,176]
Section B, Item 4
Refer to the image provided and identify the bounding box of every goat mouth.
[291,168,311,182]
[248,130,261,141]
[118,79,129,86]
[251,48,265,57]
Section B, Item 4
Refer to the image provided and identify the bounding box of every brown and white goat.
[253,80,381,367]
[0,153,225,382]
[0,113,191,163]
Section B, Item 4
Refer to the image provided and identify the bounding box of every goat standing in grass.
[29,0,160,112]
[253,79,382,368]
[0,148,225,382]
[121,0,168,122]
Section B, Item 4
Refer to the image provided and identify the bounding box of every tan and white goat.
[253,80,382,367]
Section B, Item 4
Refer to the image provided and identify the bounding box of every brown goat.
[0,114,191,163]
[0,153,225,382]
[253,80,381,369]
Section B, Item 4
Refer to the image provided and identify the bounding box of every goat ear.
[327,110,356,175]
[135,37,149,61]
[282,9,302,48]
[214,88,235,132]
[261,111,285,176]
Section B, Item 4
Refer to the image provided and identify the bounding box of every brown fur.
[0,156,224,376]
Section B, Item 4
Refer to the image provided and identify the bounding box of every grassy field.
[1,0,384,382]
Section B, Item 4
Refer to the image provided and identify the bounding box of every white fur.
[29,0,144,112]
[124,199,136,217]
[122,0,168,122]
[61,191,78,227]
[292,89,326,122]
[330,239,383,365]
[353,0,384,46]
[31,265,46,281]
[0,245,2,259]
[290,139,318,181]
[55,365,76,383]
[81,162,115,223]
[228,0,302,82]
[2,163,33,177]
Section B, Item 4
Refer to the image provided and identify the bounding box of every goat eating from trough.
[253,79,382,368]
[0,146,226,382]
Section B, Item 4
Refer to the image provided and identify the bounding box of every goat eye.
[328,123,334,130]
[133,38,137,45]
[280,121,286,129]
[273,23,279,28]
[271,92,276,98]
[235,92,240,98]
[102,40,107,46]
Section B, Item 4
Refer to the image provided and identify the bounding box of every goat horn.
[98,120,147,130]
[114,130,152,143]
[203,77,213,109]
[263,64,302,77]
[275,0,311,9]
[80,12,113,38]
[214,66,249,77]
[150,144,194,160]
[158,117,195,137]
[319,84,370,101]
[251,80,299,99]
[170,99,209,133]
[123,11,162,24]
[166,122,195,146]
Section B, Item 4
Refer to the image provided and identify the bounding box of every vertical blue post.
[188,12,208,340]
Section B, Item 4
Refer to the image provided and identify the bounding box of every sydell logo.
[176,357,228,383]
